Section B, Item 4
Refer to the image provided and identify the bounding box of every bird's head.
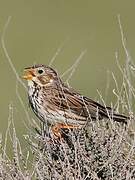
[22,64,60,87]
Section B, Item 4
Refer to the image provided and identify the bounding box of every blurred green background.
[0,0,135,139]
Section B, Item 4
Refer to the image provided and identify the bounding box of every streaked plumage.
[23,64,128,135]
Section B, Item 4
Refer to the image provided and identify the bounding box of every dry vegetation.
[0,17,135,180]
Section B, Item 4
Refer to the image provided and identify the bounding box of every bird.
[22,64,128,138]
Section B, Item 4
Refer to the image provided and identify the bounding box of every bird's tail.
[111,113,128,124]
[106,109,128,124]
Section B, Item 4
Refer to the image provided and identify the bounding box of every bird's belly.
[44,109,86,126]
[35,107,86,127]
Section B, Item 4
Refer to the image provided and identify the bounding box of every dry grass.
[0,16,135,180]
[0,112,135,179]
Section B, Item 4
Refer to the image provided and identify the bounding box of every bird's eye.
[38,69,44,74]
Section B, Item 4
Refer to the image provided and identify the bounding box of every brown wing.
[42,84,128,124]
[49,85,109,120]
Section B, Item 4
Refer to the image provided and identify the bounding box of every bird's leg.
[51,123,79,139]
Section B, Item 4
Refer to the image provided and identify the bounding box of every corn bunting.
[23,64,128,137]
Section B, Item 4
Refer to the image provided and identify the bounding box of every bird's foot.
[51,123,79,139]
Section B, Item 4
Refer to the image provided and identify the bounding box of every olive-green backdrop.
[0,0,134,140]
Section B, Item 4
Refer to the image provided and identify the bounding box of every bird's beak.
[22,70,34,80]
